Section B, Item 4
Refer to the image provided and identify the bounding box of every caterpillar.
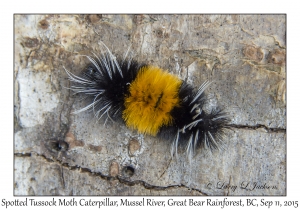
[64,43,230,162]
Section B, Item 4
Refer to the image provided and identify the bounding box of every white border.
[2,0,298,209]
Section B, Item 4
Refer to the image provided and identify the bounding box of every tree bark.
[14,14,286,195]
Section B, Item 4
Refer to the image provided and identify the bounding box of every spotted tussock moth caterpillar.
[64,42,230,162]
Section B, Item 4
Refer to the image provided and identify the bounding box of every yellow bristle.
[123,66,182,136]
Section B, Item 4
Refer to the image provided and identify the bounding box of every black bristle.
[70,56,145,120]
[159,81,230,155]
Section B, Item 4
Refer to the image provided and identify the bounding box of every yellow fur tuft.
[123,66,182,136]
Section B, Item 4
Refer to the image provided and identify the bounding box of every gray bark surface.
[14,14,286,195]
